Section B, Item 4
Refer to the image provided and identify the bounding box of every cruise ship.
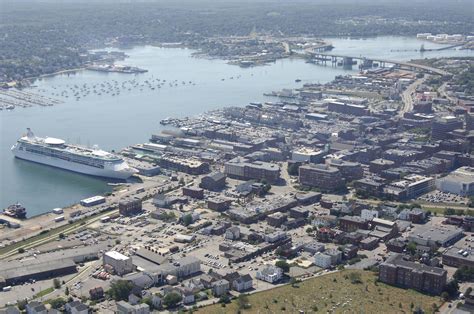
[11,129,137,180]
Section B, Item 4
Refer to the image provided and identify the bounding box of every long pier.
[305,50,450,76]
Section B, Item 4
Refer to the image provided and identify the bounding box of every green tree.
[348,272,362,284]
[17,299,28,311]
[454,266,474,282]
[406,242,417,255]
[444,208,456,216]
[65,286,69,296]
[275,260,290,272]
[443,280,460,298]
[53,278,61,289]
[182,214,193,226]
[219,294,230,304]
[48,297,66,309]
[287,163,299,176]
[107,280,133,301]
[237,294,250,310]
[163,292,182,308]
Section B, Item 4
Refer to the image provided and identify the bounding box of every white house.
[314,252,332,269]
[256,265,283,283]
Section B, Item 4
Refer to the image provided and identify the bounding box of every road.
[399,77,426,116]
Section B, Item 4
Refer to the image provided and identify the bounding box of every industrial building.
[0,258,77,286]
[436,167,474,196]
[407,225,464,248]
[103,251,135,276]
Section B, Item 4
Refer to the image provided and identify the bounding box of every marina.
[0,37,473,217]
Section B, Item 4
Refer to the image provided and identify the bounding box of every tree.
[107,280,133,301]
[287,163,299,176]
[53,278,61,289]
[163,292,182,308]
[65,286,69,296]
[17,299,28,311]
[182,214,193,226]
[406,242,417,255]
[18,248,25,254]
[275,260,290,272]
[48,297,66,309]
[443,280,460,299]
[444,208,456,216]
[219,294,230,304]
[237,294,250,310]
[441,291,450,301]
[348,272,362,284]
[454,266,474,282]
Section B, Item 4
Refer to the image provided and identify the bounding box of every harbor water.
[0,36,472,217]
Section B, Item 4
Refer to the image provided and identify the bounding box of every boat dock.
[0,89,63,110]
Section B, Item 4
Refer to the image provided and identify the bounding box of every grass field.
[197,270,442,314]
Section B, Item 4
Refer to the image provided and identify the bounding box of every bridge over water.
[306,51,450,76]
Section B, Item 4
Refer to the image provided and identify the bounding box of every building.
[103,251,134,276]
[232,274,253,291]
[436,167,474,196]
[256,265,283,283]
[116,301,150,314]
[159,156,209,175]
[314,252,332,269]
[299,164,344,191]
[292,148,325,163]
[339,216,369,232]
[225,226,240,240]
[80,195,106,207]
[224,157,280,183]
[360,237,379,250]
[442,247,474,268]
[0,258,77,286]
[407,225,464,248]
[175,256,201,278]
[370,159,395,174]
[266,212,287,227]
[65,301,89,314]
[25,302,48,314]
[398,208,427,223]
[182,186,204,199]
[200,172,226,191]
[119,197,142,216]
[328,159,364,182]
[431,116,463,140]
[327,101,369,116]
[207,197,232,212]
[361,209,379,221]
[211,279,230,297]
[384,175,435,200]
[379,254,447,294]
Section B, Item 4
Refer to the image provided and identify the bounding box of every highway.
[399,77,426,116]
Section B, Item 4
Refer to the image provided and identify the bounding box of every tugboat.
[3,203,27,219]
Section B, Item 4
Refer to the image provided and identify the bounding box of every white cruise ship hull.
[12,145,135,180]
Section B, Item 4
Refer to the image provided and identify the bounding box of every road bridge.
[306,51,450,76]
